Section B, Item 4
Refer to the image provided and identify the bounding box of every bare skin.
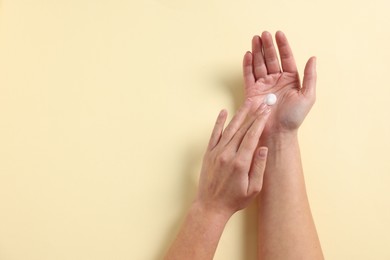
[164,100,272,260]
[242,31,324,260]
[165,30,323,260]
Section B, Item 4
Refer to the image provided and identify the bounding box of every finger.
[252,35,267,79]
[219,99,252,146]
[261,31,281,74]
[226,103,268,151]
[207,109,228,151]
[236,107,270,160]
[275,31,298,73]
[247,147,268,195]
[301,56,317,97]
[243,51,256,88]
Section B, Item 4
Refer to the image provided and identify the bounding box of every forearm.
[164,202,231,260]
[257,132,323,260]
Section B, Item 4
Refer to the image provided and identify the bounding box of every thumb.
[301,56,317,98]
[247,147,268,195]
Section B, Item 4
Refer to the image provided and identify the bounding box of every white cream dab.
[264,93,277,106]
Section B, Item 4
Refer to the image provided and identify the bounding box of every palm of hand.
[245,72,310,135]
[243,31,317,138]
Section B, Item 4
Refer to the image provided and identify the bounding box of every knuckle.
[222,127,233,137]
[216,153,230,165]
[235,128,246,137]
[232,158,246,171]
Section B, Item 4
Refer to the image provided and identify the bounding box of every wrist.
[261,130,299,150]
[190,201,233,226]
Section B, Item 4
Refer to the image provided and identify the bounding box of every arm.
[163,201,230,260]
[165,100,272,260]
[242,31,324,259]
[259,132,323,259]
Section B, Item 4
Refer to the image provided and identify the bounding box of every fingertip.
[262,31,271,37]
[218,109,228,120]
[252,36,262,52]
[221,108,227,115]
[305,56,317,74]
[309,56,317,64]
[275,30,288,44]
[208,109,228,150]
[302,56,317,97]
[310,56,317,74]
[275,30,284,38]
[214,109,227,128]
[244,51,253,58]
[312,56,317,67]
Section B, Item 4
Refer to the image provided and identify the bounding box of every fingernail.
[258,148,268,158]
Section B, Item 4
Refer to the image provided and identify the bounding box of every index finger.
[236,108,271,160]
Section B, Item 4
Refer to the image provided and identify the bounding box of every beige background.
[1,0,390,259]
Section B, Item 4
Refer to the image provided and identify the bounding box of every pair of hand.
[194,31,317,218]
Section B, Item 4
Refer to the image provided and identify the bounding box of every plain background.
[1,0,390,259]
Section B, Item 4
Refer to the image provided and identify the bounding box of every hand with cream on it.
[242,31,316,137]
